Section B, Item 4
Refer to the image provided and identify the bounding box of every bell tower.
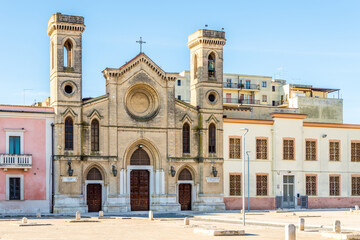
[47,13,85,107]
[188,29,226,109]
[47,13,85,157]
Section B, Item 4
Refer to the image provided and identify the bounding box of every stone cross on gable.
[136,37,146,53]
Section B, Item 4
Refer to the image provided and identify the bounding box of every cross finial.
[136,37,146,53]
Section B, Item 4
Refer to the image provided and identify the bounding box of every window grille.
[306,140,317,161]
[283,139,294,160]
[256,139,268,160]
[352,177,360,196]
[256,175,268,196]
[306,176,317,196]
[351,142,360,162]
[329,176,340,196]
[329,141,340,161]
[230,174,241,196]
[229,138,241,159]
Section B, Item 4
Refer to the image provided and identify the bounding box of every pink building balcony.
[0,154,32,170]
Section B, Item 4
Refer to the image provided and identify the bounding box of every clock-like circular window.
[206,90,218,104]
[125,84,160,121]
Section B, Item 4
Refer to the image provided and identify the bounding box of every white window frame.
[4,129,25,154]
[6,174,24,200]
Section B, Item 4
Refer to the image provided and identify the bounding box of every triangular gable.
[102,53,177,82]
[206,114,219,124]
[180,113,193,124]
[87,109,103,119]
[61,107,77,117]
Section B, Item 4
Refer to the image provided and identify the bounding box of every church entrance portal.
[130,148,150,211]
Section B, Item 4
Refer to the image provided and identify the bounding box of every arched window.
[64,40,73,67]
[65,117,73,150]
[193,54,198,79]
[208,52,215,78]
[183,123,190,153]
[87,167,102,180]
[91,119,99,152]
[130,148,150,165]
[178,168,192,180]
[209,123,216,153]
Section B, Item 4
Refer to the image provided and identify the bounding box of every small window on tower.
[64,40,73,67]
[208,53,215,78]
[177,80,181,86]
[177,95,181,100]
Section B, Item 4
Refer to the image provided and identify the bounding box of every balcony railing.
[223,83,260,90]
[223,98,260,105]
[0,154,32,169]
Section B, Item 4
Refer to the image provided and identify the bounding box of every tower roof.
[47,13,85,36]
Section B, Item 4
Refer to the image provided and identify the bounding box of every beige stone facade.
[47,13,225,213]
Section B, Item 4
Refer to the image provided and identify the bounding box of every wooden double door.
[179,184,192,210]
[130,170,150,211]
[87,184,102,212]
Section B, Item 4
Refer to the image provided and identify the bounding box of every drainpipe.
[51,123,54,213]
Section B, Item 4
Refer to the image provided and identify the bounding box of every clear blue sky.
[0,0,359,123]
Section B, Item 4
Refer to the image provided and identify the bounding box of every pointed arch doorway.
[130,148,150,211]
[86,167,103,212]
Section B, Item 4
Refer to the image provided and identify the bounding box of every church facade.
[48,13,226,213]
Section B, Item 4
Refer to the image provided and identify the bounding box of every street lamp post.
[246,151,251,211]
[240,128,249,226]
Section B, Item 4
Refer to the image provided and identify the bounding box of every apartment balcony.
[223,83,260,91]
[223,98,260,105]
[0,154,32,171]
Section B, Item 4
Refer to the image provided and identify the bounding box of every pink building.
[0,105,54,213]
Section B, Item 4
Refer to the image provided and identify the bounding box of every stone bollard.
[299,218,305,231]
[285,224,296,240]
[184,217,189,226]
[355,205,359,211]
[22,217,28,224]
[36,209,41,218]
[334,220,341,233]
[76,211,81,220]
[149,211,153,221]
[99,211,104,218]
